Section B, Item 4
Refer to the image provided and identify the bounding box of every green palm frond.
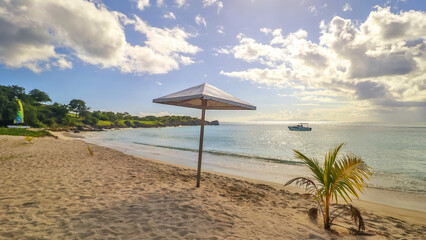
[323,143,345,194]
[87,146,94,156]
[286,143,372,232]
[293,150,324,185]
[331,154,372,203]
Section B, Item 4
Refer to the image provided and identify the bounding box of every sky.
[0,0,425,122]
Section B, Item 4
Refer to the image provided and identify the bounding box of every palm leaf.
[293,150,324,185]
[323,143,345,194]
[349,205,365,232]
[331,204,365,233]
[331,154,372,202]
[286,143,371,231]
[87,146,94,156]
[285,177,318,196]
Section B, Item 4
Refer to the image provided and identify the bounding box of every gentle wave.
[367,184,426,195]
[132,141,303,165]
[131,141,426,195]
[368,171,426,194]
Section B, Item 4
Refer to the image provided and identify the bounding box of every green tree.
[29,89,51,103]
[143,115,156,121]
[0,95,18,126]
[68,99,89,118]
[10,85,25,98]
[285,143,372,232]
[22,102,44,128]
[46,103,69,124]
[0,86,19,126]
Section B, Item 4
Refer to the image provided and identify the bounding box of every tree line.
[0,85,203,128]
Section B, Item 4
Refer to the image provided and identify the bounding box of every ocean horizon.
[83,121,426,212]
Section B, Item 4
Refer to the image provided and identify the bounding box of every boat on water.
[288,123,312,131]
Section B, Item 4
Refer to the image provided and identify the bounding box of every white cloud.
[260,28,272,35]
[135,0,150,11]
[156,81,162,85]
[250,105,376,122]
[195,14,207,27]
[157,0,164,7]
[163,12,176,20]
[53,58,73,70]
[343,3,352,12]
[220,7,426,119]
[0,0,200,75]
[203,0,217,7]
[175,0,186,8]
[122,15,201,74]
[0,0,125,72]
[179,55,195,65]
[203,0,223,13]
[214,48,230,55]
[308,5,318,15]
[217,25,224,34]
[217,2,223,13]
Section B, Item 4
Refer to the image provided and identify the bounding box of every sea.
[83,122,426,212]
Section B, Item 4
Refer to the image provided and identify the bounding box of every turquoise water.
[84,122,426,210]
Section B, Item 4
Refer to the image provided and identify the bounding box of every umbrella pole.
[196,100,207,187]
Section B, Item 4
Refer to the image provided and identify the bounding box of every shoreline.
[60,132,426,221]
[1,134,425,239]
[84,141,426,226]
[76,130,426,214]
[137,155,426,226]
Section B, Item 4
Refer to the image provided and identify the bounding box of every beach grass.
[96,120,113,127]
[136,120,157,125]
[116,119,158,127]
[0,128,53,137]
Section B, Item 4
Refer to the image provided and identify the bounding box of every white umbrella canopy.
[153,83,256,110]
[153,83,256,187]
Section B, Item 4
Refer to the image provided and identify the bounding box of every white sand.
[0,135,425,239]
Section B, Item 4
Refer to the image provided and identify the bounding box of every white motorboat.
[288,123,312,131]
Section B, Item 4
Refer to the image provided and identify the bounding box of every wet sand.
[0,135,425,239]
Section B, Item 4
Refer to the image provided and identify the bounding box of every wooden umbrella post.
[196,99,207,187]
[153,83,256,188]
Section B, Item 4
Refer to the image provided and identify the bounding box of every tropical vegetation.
[285,143,372,232]
[0,85,208,129]
[0,128,53,138]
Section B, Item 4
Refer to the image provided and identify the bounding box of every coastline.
[47,118,220,133]
[63,130,426,214]
[78,129,426,214]
[1,134,425,239]
[77,132,426,225]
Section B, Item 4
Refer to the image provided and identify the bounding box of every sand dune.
[0,135,425,239]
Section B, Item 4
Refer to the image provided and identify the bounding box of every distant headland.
[0,85,219,132]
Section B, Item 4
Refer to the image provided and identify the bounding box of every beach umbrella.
[153,83,256,187]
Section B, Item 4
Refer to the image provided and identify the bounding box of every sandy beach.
[0,135,425,239]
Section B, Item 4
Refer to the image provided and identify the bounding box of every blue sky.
[0,0,425,122]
